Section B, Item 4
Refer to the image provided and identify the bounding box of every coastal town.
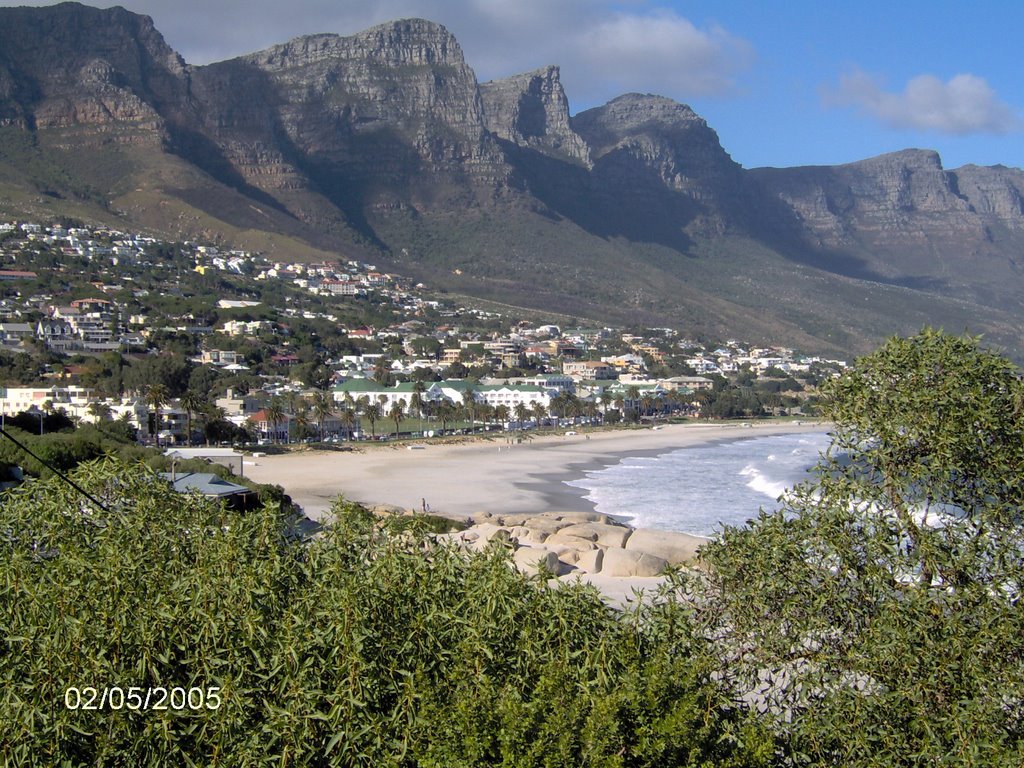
[0,220,847,458]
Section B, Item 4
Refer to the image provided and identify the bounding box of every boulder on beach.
[513,546,564,575]
[551,511,615,525]
[624,528,706,565]
[495,513,533,527]
[370,504,408,517]
[575,548,604,574]
[601,548,668,578]
[545,531,600,552]
[547,544,584,566]
[556,522,631,549]
[523,516,573,537]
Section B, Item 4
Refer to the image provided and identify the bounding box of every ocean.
[565,430,833,536]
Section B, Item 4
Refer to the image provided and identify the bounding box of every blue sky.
[5,1,1022,170]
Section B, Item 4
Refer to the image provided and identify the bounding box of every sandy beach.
[243,421,829,522]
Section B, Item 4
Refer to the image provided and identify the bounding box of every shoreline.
[243,421,830,526]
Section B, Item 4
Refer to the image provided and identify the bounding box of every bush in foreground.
[686,330,1024,766]
[0,460,767,767]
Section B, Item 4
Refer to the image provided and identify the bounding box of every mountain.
[2,3,1023,358]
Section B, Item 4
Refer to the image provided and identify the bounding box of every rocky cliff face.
[0,2,190,142]
[480,66,589,165]
[950,164,1024,229]
[192,19,511,212]
[572,94,799,240]
[752,150,982,250]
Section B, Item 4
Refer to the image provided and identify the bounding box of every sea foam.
[565,431,832,536]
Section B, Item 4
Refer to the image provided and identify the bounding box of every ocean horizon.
[565,430,833,537]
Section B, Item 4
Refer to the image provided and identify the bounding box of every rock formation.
[480,65,589,164]
[435,510,707,581]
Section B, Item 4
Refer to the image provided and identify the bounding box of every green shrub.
[1,459,765,766]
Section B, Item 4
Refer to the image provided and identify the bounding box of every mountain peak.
[480,65,588,163]
[243,17,467,71]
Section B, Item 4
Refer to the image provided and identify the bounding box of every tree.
[461,387,477,432]
[514,402,530,432]
[436,400,456,434]
[264,397,286,444]
[0,459,770,767]
[410,383,426,435]
[493,404,509,430]
[180,390,207,446]
[292,403,311,442]
[145,383,168,447]
[363,403,381,439]
[338,407,357,441]
[87,401,112,423]
[531,401,547,429]
[311,390,333,440]
[682,330,1024,765]
[388,401,405,439]
[373,357,393,386]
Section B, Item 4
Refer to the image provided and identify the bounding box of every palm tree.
[531,401,546,430]
[88,401,112,423]
[514,402,530,432]
[600,392,613,424]
[293,403,311,442]
[693,389,713,417]
[265,397,286,444]
[339,407,357,441]
[436,400,456,435]
[627,386,641,413]
[640,394,654,420]
[200,404,227,445]
[493,404,509,431]
[388,401,405,438]
[363,403,381,439]
[311,390,333,440]
[180,390,206,446]
[145,383,169,447]
[410,381,426,435]
[461,387,477,433]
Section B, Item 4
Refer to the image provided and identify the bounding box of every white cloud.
[571,11,753,100]
[827,69,1022,135]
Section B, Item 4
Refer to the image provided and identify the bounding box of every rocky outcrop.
[751,151,1024,306]
[950,164,1024,230]
[436,510,707,581]
[0,2,190,142]
[571,94,799,240]
[192,19,510,207]
[752,150,981,250]
[480,66,589,164]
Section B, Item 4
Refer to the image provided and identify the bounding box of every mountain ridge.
[1,3,1023,357]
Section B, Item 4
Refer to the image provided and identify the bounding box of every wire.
[0,426,112,513]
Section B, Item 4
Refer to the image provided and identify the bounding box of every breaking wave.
[565,431,832,536]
